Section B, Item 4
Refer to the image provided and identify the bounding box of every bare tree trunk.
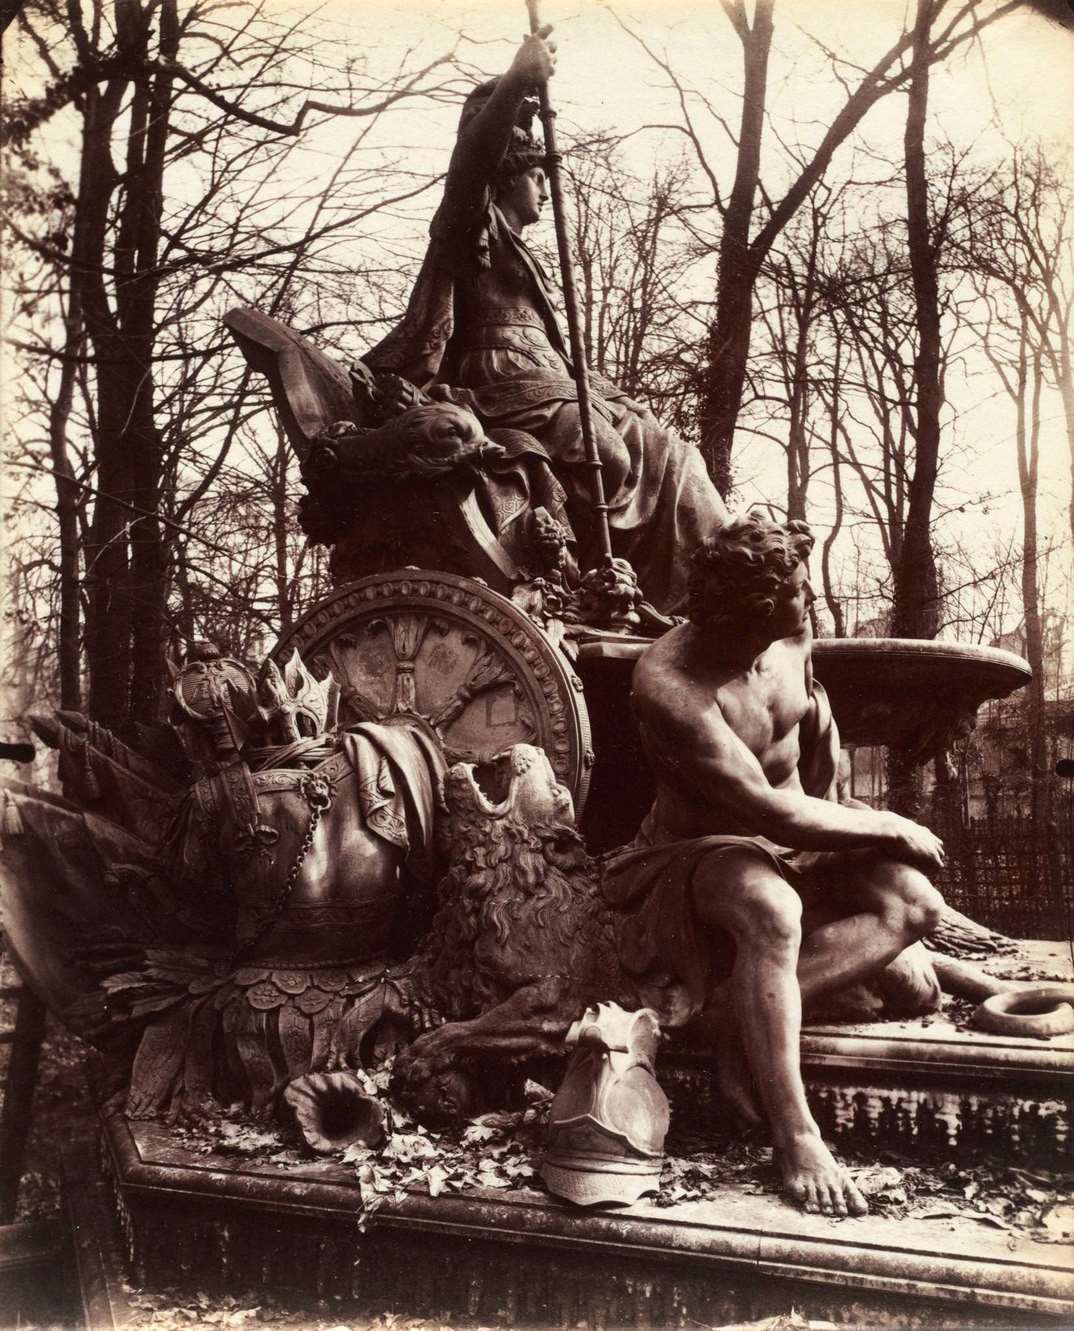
[1016,322,1047,820]
[888,0,943,816]
[272,423,294,636]
[785,213,821,521]
[81,66,135,729]
[48,292,85,710]
[80,0,176,728]
[125,0,177,725]
[1052,320,1074,547]
[172,540,196,650]
[820,334,847,636]
[699,0,775,497]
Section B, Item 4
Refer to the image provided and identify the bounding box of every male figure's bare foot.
[711,1000,763,1127]
[777,1132,868,1217]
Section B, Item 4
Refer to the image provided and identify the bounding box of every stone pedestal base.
[63,1106,1072,1331]
[61,942,1073,1329]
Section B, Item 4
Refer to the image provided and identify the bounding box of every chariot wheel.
[271,569,593,813]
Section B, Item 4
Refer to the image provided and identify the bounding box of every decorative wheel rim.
[272,570,593,813]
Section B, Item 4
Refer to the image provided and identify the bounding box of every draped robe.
[366,81,727,612]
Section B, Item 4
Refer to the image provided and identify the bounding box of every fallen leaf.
[462,1124,498,1144]
[476,1171,511,1189]
[1040,1203,1074,1240]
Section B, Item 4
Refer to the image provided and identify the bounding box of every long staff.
[524,0,613,564]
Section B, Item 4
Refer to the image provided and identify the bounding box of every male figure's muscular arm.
[643,694,944,868]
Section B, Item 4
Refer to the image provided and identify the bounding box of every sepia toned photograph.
[1,1,1072,1327]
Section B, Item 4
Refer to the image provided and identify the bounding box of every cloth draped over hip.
[336,721,446,887]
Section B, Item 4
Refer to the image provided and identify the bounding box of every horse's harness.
[206,740,353,954]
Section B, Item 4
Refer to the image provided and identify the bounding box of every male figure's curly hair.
[688,513,814,635]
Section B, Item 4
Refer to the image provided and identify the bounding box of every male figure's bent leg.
[690,849,867,1217]
[796,856,943,1009]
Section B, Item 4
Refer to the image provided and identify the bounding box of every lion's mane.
[419,804,617,1022]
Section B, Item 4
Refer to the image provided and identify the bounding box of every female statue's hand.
[509,24,557,84]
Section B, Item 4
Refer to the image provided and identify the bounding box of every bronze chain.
[237,771,333,955]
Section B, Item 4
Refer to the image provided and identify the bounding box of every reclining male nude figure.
[605,513,947,1217]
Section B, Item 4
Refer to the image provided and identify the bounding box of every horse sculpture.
[0,648,445,1124]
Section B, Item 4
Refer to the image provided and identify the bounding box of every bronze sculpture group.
[0,26,1044,1221]
[364,26,728,615]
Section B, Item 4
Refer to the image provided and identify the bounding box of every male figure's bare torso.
[635,621,817,845]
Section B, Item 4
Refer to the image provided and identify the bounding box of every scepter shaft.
[525,1,613,562]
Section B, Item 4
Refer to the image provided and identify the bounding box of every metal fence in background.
[931,800,1074,940]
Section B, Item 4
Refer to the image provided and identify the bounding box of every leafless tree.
[561,135,702,437]
[4,0,462,727]
[958,148,1074,813]
[615,0,1020,496]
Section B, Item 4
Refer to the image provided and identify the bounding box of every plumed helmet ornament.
[258,649,339,744]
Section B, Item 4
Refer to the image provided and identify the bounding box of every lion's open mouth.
[466,753,515,811]
[444,755,514,815]
[448,745,571,821]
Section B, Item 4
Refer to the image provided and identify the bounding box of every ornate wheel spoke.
[427,647,514,730]
[271,570,592,812]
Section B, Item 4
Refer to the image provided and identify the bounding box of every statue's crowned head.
[687,512,815,637]
[459,77,546,196]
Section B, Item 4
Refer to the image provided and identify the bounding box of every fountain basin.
[811,638,1031,752]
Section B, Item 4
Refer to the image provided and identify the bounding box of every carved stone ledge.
[66,1110,1074,1327]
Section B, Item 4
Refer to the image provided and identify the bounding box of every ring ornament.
[972,985,1074,1039]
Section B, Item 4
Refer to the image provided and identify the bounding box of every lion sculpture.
[389,742,1028,1128]
[389,744,638,1121]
